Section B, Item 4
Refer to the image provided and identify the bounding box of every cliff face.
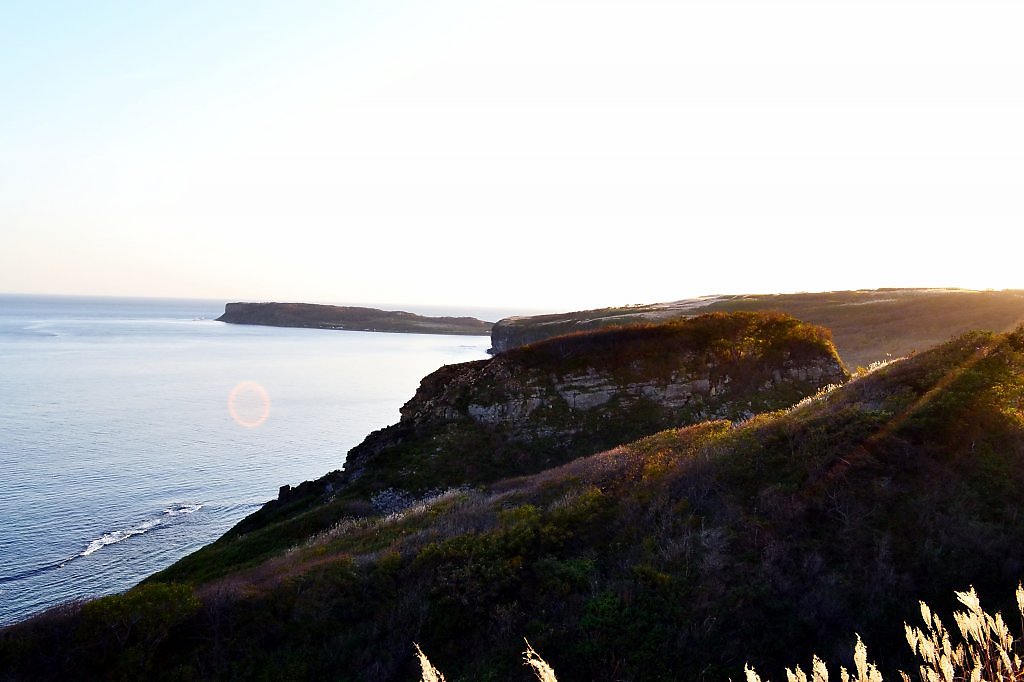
[342,312,848,492]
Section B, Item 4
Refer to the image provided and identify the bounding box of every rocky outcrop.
[217,302,493,336]
[341,312,848,493]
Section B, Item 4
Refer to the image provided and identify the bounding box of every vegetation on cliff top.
[507,310,839,371]
[4,325,1024,680]
[490,288,1024,368]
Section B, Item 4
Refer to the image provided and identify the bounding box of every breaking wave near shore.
[0,502,204,587]
[79,502,204,557]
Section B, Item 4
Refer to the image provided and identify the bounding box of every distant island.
[216,302,493,336]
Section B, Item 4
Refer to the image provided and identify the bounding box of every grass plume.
[415,643,446,682]
[747,583,1024,682]
[417,584,1023,682]
[417,640,559,681]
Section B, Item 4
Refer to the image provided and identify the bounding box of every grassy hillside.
[490,288,1024,368]
[700,289,1024,368]
[4,326,1024,681]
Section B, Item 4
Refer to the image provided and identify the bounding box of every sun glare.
[227,381,271,429]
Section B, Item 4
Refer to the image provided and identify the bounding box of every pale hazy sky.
[2,1,1022,311]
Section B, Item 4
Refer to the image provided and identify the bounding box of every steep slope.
[150,312,845,585]
[4,327,1024,681]
[490,288,1024,367]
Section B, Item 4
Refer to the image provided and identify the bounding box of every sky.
[2,0,1022,313]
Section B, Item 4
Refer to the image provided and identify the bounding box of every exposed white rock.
[468,396,546,424]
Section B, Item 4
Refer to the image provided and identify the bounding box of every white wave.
[79,502,203,557]
[80,519,161,557]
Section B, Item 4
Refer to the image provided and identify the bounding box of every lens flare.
[228,381,271,428]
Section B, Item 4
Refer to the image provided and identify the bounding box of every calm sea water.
[0,295,496,626]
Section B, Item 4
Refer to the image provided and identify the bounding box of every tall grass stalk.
[416,640,559,682]
[524,639,558,682]
[415,643,446,682]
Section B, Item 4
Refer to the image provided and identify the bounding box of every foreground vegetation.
[416,583,1024,682]
[4,324,1024,680]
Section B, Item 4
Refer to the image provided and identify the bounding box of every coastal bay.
[0,295,490,625]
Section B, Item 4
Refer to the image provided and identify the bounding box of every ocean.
[0,295,497,626]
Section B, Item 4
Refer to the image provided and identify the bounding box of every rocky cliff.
[217,302,493,335]
[340,311,848,493]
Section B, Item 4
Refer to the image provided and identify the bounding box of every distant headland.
[216,302,493,336]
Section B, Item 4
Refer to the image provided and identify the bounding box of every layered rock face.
[342,312,848,493]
